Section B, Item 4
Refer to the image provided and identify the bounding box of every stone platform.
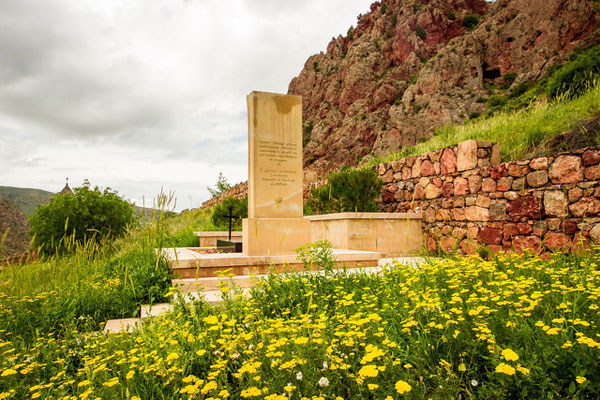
[164,247,381,279]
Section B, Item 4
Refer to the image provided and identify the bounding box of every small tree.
[211,196,248,231]
[306,167,383,214]
[29,181,134,254]
[207,172,232,198]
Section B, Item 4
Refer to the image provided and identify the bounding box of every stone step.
[173,274,262,292]
[103,318,142,333]
[172,257,430,293]
[175,288,250,304]
[164,248,382,279]
[140,303,173,318]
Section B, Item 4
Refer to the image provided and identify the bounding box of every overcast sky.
[0,0,372,211]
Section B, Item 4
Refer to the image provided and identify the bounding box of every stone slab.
[243,217,311,256]
[103,318,142,333]
[167,248,381,279]
[306,212,423,256]
[193,231,242,247]
[247,91,304,219]
[140,303,173,318]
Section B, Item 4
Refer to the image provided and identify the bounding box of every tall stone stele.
[242,91,311,256]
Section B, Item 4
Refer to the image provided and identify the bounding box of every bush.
[306,167,382,214]
[415,24,426,40]
[486,94,507,112]
[546,45,600,99]
[211,196,248,231]
[29,181,133,255]
[462,14,480,30]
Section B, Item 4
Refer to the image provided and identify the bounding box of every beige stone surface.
[457,140,478,171]
[103,318,141,333]
[140,303,173,318]
[167,247,381,279]
[194,231,242,247]
[243,217,311,256]
[247,91,304,219]
[307,212,423,256]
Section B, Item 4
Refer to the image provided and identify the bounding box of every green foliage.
[29,181,134,255]
[207,172,232,199]
[462,14,480,30]
[447,11,456,21]
[503,71,518,84]
[306,167,382,214]
[0,208,172,343]
[486,94,507,112]
[303,120,313,135]
[211,196,248,230]
[295,240,335,273]
[415,24,426,40]
[546,45,600,99]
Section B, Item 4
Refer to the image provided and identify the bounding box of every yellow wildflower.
[576,376,587,384]
[495,363,516,376]
[395,380,412,394]
[501,349,519,361]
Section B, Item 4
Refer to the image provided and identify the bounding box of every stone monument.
[242,91,311,256]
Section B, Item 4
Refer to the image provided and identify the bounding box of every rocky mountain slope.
[288,0,599,174]
[0,195,30,259]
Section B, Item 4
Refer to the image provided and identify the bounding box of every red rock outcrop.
[288,0,599,175]
[0,195,30,260]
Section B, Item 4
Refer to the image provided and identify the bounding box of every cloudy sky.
[0,0,372,211]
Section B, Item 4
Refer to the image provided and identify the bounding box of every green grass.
[363,79,600,168]
[0,186,54,216]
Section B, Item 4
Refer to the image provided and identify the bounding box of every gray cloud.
[0,0,372,209]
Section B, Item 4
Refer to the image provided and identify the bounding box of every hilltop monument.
[242,91,311,256]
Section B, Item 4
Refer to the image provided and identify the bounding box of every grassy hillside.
[0,185,54,216]
[364,79,600,168]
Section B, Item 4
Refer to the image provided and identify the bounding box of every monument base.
[243,217,311,256]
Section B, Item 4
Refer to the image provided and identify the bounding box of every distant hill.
[0,186,55,216]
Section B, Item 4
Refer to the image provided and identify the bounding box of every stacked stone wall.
[377,140,600,254]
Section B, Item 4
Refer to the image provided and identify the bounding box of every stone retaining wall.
[376,139,600,254]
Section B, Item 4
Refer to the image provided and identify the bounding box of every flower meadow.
[1,251,600,399]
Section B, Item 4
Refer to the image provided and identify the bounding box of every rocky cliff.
[288,0,599,175]
[0,195,30,259]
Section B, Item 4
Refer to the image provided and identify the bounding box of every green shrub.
[503,71,518,84]
[303,120,313,135]
[29,181,134,255]
[306,167,382,214]
[486,94,507,112]
[546,45,600,99]
[211,196,248,230]
[415,24,426,40]
[462,14,480,30]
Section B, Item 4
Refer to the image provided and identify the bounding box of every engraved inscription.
[258,139,299,187]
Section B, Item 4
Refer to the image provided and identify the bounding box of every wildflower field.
[1,249,599,399]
